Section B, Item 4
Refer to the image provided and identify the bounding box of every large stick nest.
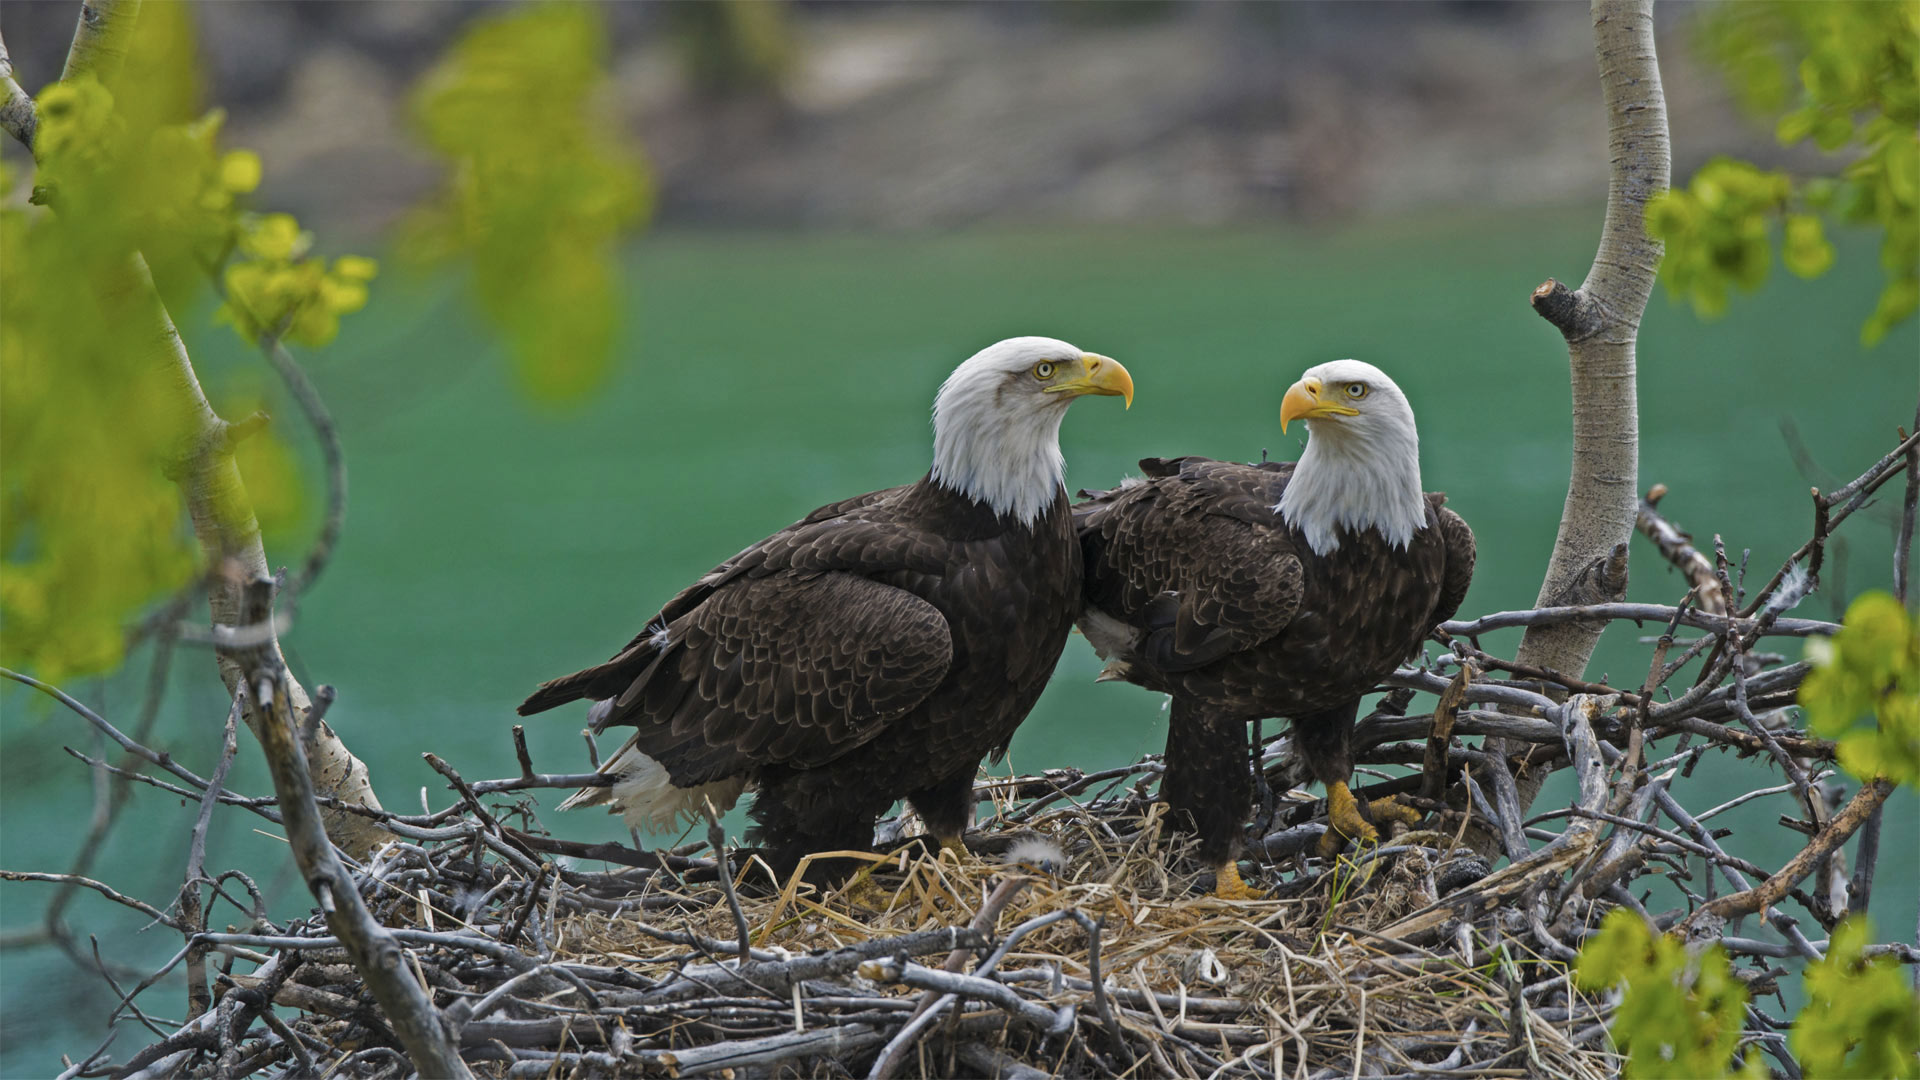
[119,757,1621,1080]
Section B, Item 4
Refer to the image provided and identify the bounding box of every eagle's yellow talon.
[840,871,891,911]
[938,836,970,859]
[1212,861,1265,900]
[1369,796,1423,830]
[1317,780,1379,857]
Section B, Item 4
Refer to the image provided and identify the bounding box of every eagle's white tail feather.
[562,738,749,832]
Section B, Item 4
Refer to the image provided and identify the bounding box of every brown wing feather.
[518,484,927,718]
[1078,458,1304,671]
[1429,498,1476,627]
[603,571,953,784]
[525,482,957,786]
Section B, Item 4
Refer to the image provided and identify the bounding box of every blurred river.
[3,208,1915,1072]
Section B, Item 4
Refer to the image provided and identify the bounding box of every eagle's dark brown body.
[1075,456,1475,866]
[520,474,1081,879]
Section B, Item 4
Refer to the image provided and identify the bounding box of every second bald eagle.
[1076,360,1473,898]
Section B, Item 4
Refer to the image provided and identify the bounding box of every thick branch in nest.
[1636,485,1730,613]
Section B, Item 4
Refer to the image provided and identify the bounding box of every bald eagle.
[1075,359,1473,898]
[520,337,1133,882]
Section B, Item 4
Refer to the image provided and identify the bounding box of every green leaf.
[1776,106,1819,146]
[1783,214,1837,277]
[1686,0,1919,344]
[402,2,653,404]
[1574,911,1759,1079]
[0,3,370,681]
[1792,917,1920,1078]
[1800,592,1920,786]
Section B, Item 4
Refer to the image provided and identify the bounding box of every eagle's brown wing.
[604,569,953,784]
[1078,458,1304,672]
[517,484,923,716]
[522,486,953,785]
[1428,496,1476,628]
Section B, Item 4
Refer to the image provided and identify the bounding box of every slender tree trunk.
[38,0,394,856]
[60,0,142,84]
[132,265,394,857]
[1488,0,1668,827]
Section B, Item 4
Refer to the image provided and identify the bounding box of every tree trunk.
[45,0,394,857]
[131,266,394,857]
[1488,0,1669,829]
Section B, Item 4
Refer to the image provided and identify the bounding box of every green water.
[3,209,1915,1072]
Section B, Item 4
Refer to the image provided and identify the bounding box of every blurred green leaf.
[1799,592,1920,786]
[1678,1,1919,344]
[0,1,371,682]
[402,2,653,403]
[1783,214,1836,277]
[1574,911,1763,1079]
[1792,917,1920,1078]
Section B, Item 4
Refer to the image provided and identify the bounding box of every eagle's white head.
[1275,358,1427,556]
[931,336,1133,525]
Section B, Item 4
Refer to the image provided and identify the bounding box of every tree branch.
[1681,778,1896,933]
[131,255,391,856]
[1487,0,1670,846]
[60,0,142,84]
[0,30,36,150]
[1636,485,1729,613]
[1895,405,1918,606]
[9,0,393,855]
[232,575,472,1079]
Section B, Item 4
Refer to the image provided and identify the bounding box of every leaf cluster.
[1792,917,1920,1079]
[402,3,652,403]
[219,214,378,349]
[1574,910,1764,1080]
[1799,591,1920,787]
[1655,1,1919,344]
[0,3,376,682]
[2,75,213,681]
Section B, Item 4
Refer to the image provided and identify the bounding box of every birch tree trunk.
[1490,0,1669,821]
[40,0,394,857]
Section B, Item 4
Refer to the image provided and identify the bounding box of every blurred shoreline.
[4,1,1824,240]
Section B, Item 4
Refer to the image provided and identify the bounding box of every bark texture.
[59,0,141,84]
[133,267,393,857]
[45,0,393,856]
[1492,0,1669,821]
[234,579,472,1079]
[0,33,36,149]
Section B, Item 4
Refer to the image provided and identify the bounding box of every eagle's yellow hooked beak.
[1280,377,1358,433]
[1054,353,1134,409]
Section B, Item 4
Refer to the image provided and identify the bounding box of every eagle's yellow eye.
[1345,382,1368,400]
[1034,362,1056,380]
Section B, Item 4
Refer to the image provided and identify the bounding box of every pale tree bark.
[1490,0,1669,824]
[59,0,142,83]
[232,579,472,1079]
[137,268,394,857]
[17,0,394,856]
[0,33,37,148]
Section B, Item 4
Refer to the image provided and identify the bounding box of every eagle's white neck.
[929,370,1069,527]
[1277,413,1426,556]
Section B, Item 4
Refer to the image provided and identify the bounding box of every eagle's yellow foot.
[1212,860,1265,900]
[937,836,971,860]
[1317,780,1379,858]
[839,870,893,911]
[1368,795,1423,830]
